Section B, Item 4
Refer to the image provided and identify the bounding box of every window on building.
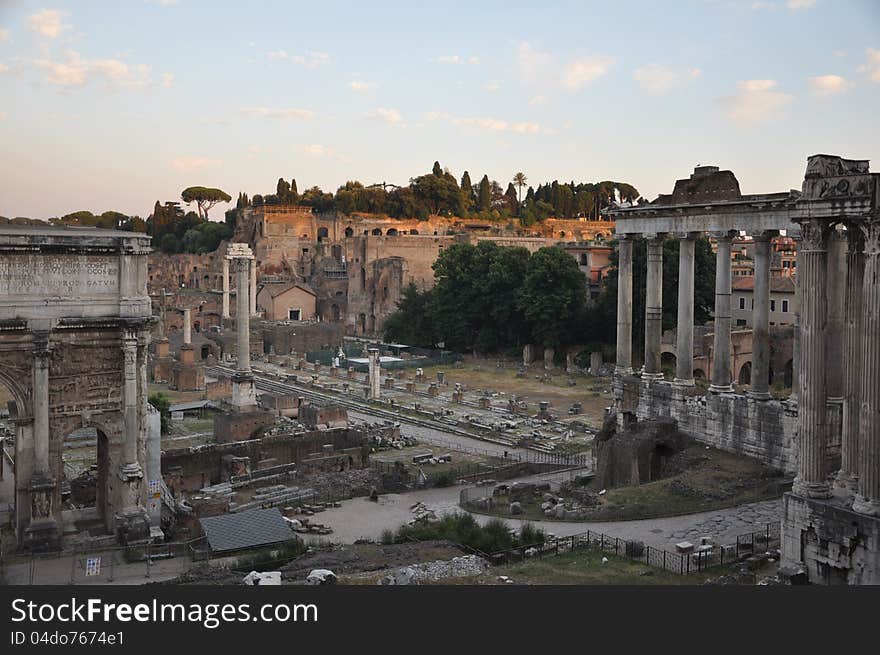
[739,298,745,310]
[288,309,301,321]
[770,300,776,312]
[751,299,754,309]
[782,300,789,313]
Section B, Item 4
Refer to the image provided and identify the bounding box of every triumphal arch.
[609,154,880,584]
[0,226,154,551]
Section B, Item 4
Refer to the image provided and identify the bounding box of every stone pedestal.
[231,372,257,410]
[781,491,880,584]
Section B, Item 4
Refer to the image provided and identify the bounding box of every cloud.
[720,79,793,123]
[0,28,9,42]
[348,80,376,92]
[808,74,851,96]
[28,9,70,39]
[485,81,500,92]
[517,42,552,81]
[266,50,329,68]
[786,0,815,9]
[427,112,543,135]
[240,106,315,120]
[560,55,613,91]
[34,49,152,88]
[171,156,222,172]
[858,48,880,83]
[161,72,174,88]
[634,64,701,93]
[433,55,479,65]
[367,107,403,125]
[301,144,351,162]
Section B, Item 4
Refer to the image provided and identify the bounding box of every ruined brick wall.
[162,428,367,492]
[298,403,348,429]
[213,409,276,444]
[261,322,343,355]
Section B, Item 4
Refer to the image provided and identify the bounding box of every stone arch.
[372,228,382,236]
[387,228,398,236]
[345,227,354,237]
[409,229,419,235]
[738,360,752,385]
[59,424,112,530]
[694,368,706,380]
[0,364,31,418]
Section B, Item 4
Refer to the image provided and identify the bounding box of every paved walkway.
[304,469,783,552]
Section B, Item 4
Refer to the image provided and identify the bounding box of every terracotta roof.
[261,282,317,298]
[732,276,796,293]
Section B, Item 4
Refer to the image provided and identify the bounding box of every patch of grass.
[394,513,544,555]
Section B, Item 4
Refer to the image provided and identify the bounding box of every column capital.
[230,257,251,273]
[860,218,880,256]
[615,232,637,242]
[796,218,833,252]
[643,232,667,242]
[31,330,51,362]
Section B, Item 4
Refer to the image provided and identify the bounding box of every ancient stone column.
[234,258,251,372]
[674,233,696,386]
[249,259,257,316]
[121,331,141,473]
[837,226,865,492]
[615,234,634,375]
[182,308,191,345]
[749,231,773,400]
[222,257,230,319]
[31,331,50,478]
[368,349,381,400]
[825,228,847,402]
[642,234,664,380]
[709,231,734,393]
[793,219,832,500]
[853,219,880,516]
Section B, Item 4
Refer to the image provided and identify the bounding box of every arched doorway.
[344,227,354,237]
[372,228,382,236]
[317,227,329,241]
[738,361,752,385]
[387,228,398,236]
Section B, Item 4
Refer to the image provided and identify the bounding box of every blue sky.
[1,0,878,219]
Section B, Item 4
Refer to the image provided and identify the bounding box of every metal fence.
[485,522,781,576]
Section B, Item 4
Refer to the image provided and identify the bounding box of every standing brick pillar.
[793,219,832,500]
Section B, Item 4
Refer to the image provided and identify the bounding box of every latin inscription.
[0,254,120,296]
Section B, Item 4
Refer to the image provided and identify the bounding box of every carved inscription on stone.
[0,254,119,296]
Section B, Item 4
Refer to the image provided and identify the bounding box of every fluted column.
[31,331,51,478]
[222,257,230,319]
[837,226,864,492]
[853,219,880,516]
[749,231,773,399]
[642,234,664,380]
[674,233,696,386]
[121,330,141,475]
[615,234,634,375]
[249,259,257,316]
[825,228,846,401]
[234,258,251,372]
[710,231,735,393]
[793,219,832,499]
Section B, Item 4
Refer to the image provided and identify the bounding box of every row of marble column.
[615,219,880,517]
[615,230,774,397]
[796,218,880,518]
[221,255,257,320]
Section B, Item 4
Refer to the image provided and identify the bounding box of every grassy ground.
[371,445,508,479]
[471,445,788,522]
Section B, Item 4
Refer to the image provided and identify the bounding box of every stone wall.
[213,408,276,444]
[618,376,798,473]
[781,493,880,584]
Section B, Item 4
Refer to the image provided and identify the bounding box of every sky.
[0,0,878,219]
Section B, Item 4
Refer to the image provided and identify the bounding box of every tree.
[517,246,587,350]
[148,392,171,434]
[477,175,492,212]
[432,161,443,177]
[180,186,232,220]
[382,282,435,347]
[513,172,528,205]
